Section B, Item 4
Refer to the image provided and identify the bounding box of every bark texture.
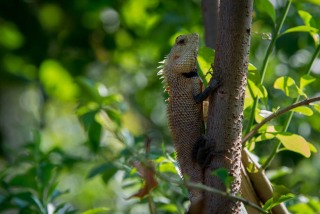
[203,0,253,213]
[202,0,219,49]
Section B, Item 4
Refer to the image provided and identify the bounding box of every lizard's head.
[166,33,199,73]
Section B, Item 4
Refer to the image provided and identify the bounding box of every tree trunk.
[203,0,253,213]
[202,0,219,49]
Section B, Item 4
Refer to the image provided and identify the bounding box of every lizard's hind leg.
[192,136,213,169]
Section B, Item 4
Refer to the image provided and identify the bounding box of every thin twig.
[242,96,320,144]
[186,182,268,214]
[156,172,268,214]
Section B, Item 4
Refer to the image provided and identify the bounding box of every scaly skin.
[158,33,220,212]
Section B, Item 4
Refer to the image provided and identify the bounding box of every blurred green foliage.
[0,0,320,213]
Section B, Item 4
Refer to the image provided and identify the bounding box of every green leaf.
[255,0,276,23]
[79,110,99,131]
[82,207,110,214]
[39,60,79,101]
[248,80,268,99]
[298,10,312,26]
[248,68,261,84]
[212,168,234,189]
[276,133,311,157]
[255,133,276,142]
[88,163,118,184]
[9,168,37,189]
[87,116,102,152]
[263,185,294,211]
[290,106,313,116]
[274,76,300,98]
[300,75,316,90]
[289,203,317,214]
[295,0,320,6]
[197,46,215,84]
[76,77,102,103]
[313,103,320,113]
[248,63,257,71]
[309,198,320,211]
[159,162,177,174]
[297,10,319,45]
[105,108,122,126]
[158,204,179,212]
[282,26,319,35]
[308,143,317,153]
[0,22,24,49]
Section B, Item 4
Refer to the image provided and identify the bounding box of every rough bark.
[203,0,253,213]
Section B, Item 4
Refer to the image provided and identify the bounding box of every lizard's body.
[158,33,220,212]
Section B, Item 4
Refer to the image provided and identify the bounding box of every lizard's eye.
[177,38,186,45]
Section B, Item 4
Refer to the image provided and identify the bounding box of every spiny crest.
[157,57,167,87]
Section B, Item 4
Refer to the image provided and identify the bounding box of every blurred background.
[0,0,319,213]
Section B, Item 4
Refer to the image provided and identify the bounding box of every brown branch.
[242,96,320,144]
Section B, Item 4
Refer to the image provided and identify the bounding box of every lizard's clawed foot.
[193,78,222,104]
[192,136,213,169]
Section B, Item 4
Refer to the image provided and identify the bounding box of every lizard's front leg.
[194,78,222,104]
[192,78,222,169]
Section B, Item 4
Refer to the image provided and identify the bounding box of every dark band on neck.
[182,71,198,78]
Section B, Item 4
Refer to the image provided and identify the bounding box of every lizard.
[158,33,221,213]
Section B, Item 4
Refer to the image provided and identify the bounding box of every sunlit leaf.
[300,75,316,90]
[313,103,320,113]
[248,63,257,71]
[274,76,300,98]
[308,143,317,153]
[298,10,319,45]
[82,207,110,214]
[290,106,313,116]
[246,162,259,173]
[298,10,312,26]
[289,203,318,214]
[159,162,177,174]
[282,26,318,35]
[276,133,311,157]
[248,80,267,99]
[255,133,276,142]
[294,0,320,6]
[158,204,179,212]
[197,46,215,84]
[40,60,79,101]
[255,109,264,123]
